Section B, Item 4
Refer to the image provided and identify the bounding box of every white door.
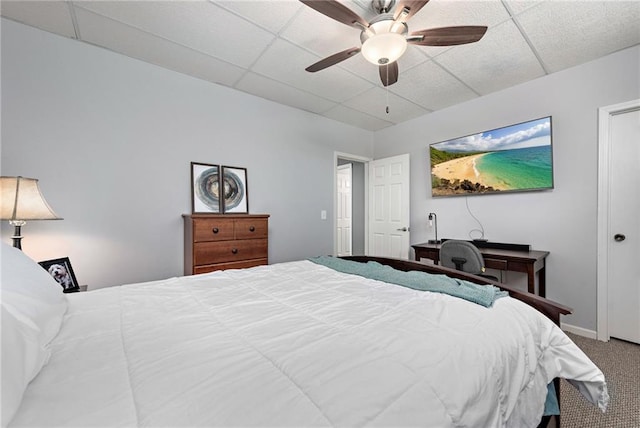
[336,164,352,257]
[368,154,410,259]
[607,107,640,343]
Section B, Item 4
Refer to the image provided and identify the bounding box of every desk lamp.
[428,212,440,244]
[1,176,62,250]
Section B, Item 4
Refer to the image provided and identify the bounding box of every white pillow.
[0,243,68,346]
[1,305,51,426]
[1,243,68,425]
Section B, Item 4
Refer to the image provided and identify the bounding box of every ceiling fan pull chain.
[386,65,390,114]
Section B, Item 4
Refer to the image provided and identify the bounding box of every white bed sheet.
[11,261,607,427]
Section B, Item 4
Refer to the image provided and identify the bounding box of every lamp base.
[427,239,441,244]
[10,222,24,250]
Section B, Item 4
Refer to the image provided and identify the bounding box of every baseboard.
[561,323,597,339]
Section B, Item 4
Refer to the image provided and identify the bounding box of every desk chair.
[440,240,499,281]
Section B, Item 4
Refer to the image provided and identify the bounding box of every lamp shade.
[1,176,62,221]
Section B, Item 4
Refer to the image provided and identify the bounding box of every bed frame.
[341,256,571,428]
[341,256,571,325]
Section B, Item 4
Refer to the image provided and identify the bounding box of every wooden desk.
[411,242,550,297]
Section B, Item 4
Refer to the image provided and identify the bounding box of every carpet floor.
[559,332,639,427]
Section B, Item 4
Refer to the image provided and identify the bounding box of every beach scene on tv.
[430,117,553,197]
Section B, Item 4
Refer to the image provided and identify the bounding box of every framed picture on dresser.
[191,162,222,214]
[221,166,248,214]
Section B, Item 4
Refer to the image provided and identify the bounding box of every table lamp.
[428,212,440,244]
[1,176,62,250]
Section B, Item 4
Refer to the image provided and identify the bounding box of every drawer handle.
[212,228,219,234]
[231,248,238,254]
[249,226,255,232]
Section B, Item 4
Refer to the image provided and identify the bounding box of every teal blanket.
[308,256,507,307]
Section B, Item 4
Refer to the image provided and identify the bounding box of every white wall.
[1,19,373,289]
[373,45,640,331]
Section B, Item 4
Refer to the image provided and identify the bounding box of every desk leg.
[539,266,546,298]
[527,265,536,295]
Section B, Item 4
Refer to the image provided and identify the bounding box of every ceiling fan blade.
[305,47,361,72]
[408,26,488,46]
[394,0,430,21]
[379,62,399,87]
[300,0,368,28]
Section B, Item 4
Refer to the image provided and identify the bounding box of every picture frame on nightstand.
[38,257,80,293]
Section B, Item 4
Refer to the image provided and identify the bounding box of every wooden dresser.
[183,214,269,275]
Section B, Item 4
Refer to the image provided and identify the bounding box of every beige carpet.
[559,333,640,428]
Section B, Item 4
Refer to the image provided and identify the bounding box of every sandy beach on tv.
[431,153,509,191]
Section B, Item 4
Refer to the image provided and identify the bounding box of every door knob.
[397,227,409,232]
[614,234,626,242]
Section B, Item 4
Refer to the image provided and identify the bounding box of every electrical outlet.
[321,210,327,220]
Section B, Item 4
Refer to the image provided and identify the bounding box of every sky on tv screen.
[431,117,551,153]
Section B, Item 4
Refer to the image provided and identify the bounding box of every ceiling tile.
[503,0,543,16]
[75,0,275,68]
[516,1,640,72]
[435,20,545,95]
[389,60,478,110]
[0,0,76,38]
[251,38,374,103]
[280,5,358,57]
[323,105,394,131]
[236,72,338,114]
[218,0,303,34]
[343,86,429,122]
[75,8,244,87]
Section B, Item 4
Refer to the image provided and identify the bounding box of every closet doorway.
[597,99,640,344]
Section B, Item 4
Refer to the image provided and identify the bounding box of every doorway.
[336,154,368,256]
[336,163,353,256]
[597,99,640,343]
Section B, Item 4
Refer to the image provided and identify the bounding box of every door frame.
[334,152,372,257]
[596,98,640,341]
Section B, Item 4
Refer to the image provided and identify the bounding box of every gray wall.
[1,19,373,289]
[373,45,640,332]
[3,17,638,333]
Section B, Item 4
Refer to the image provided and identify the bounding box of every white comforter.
[11,261,607,427]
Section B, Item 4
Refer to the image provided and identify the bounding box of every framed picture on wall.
[221,166,248,214]
[191,162,222,213]
[38,257,80,293]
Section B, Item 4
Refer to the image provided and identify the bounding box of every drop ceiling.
[2,0,639,131]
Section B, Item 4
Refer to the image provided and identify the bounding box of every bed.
[1,243,608,427]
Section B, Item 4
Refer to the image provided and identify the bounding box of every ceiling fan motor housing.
[360,14,408,65]
[371,0,396,14]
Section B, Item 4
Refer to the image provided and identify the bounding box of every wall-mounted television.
[429,116,553,197]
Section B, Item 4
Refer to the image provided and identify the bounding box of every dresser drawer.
[193,218,235,242]
[194,239,268,265]
[234,218,268,240]
[193,259,268,274]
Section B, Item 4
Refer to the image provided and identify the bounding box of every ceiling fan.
[300,0,488,87]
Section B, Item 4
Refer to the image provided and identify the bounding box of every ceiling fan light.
[361,32,407,65]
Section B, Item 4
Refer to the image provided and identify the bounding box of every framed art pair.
[191,162,248,214]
